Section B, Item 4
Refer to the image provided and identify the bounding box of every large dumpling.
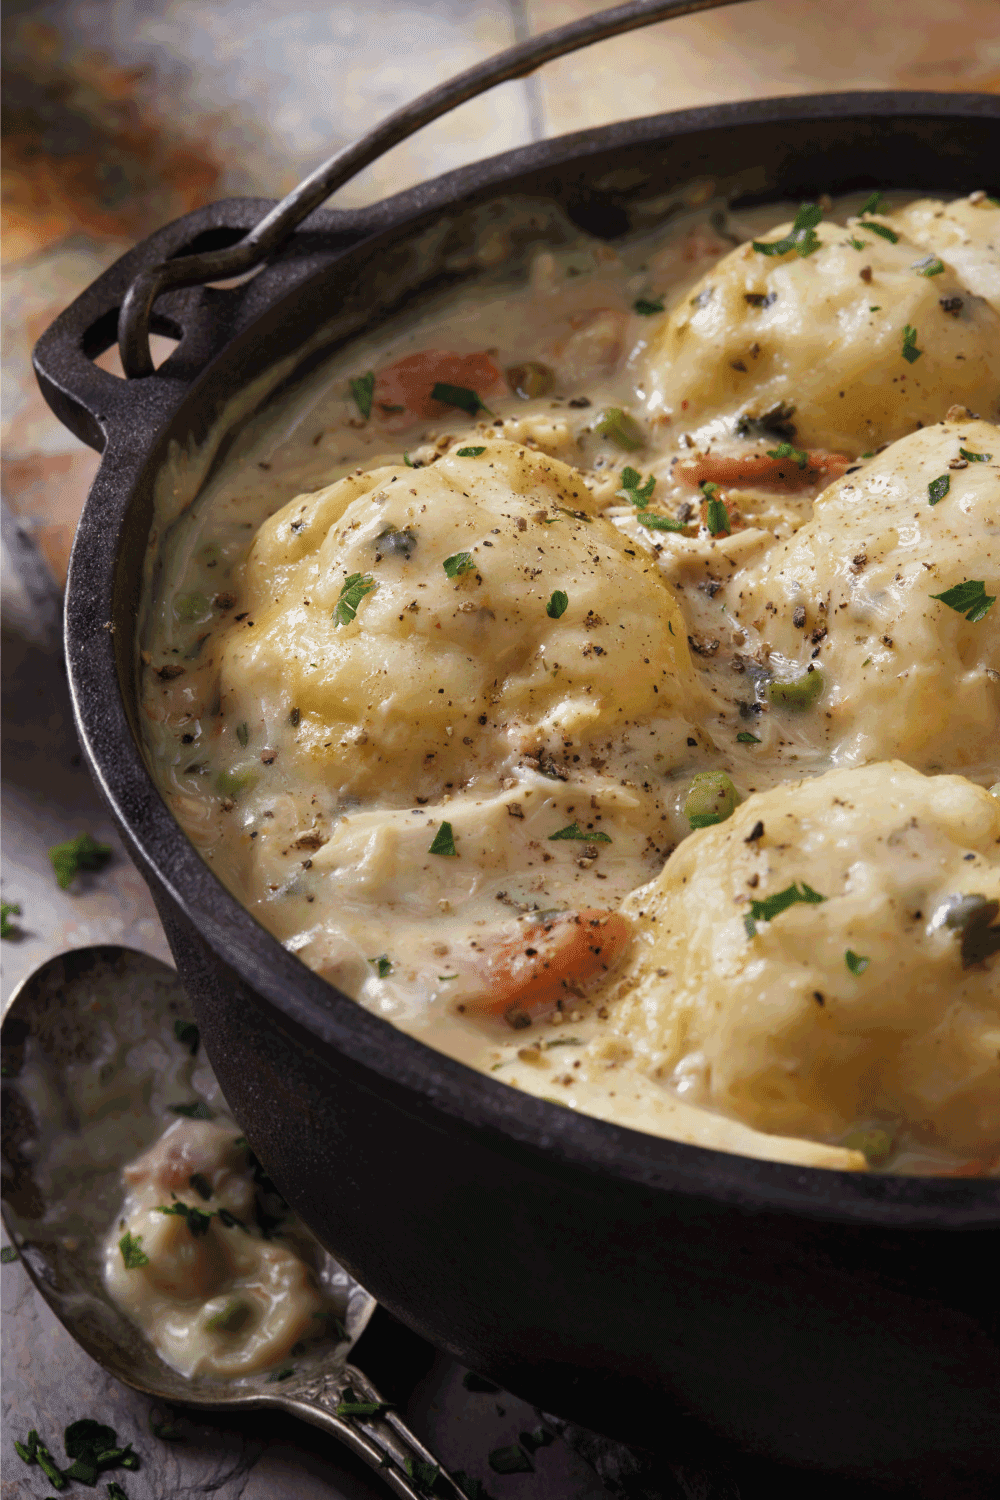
[721,415,1000,775]
[642,201,1000,454]
[892,193,1000,315]
[591,761,1000,1160]
[216,441,702,805]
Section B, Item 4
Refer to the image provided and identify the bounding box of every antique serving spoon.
[1,944,466,1499]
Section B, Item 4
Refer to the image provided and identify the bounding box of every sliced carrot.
[373,350,504,420]
[472,909,632,1023]
[675,449,853,491]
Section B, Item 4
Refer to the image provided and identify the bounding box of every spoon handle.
[271,1361,468,1499]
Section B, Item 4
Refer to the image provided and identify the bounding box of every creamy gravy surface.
[138,189,1000,1175]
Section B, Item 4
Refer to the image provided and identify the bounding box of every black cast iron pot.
[35,93,1000,1487]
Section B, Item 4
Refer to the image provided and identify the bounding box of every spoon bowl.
[1,944,461,1499]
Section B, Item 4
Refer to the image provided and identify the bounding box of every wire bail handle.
[118,0,749,377]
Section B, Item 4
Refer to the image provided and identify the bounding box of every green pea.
[215,764,257,800]
[767,667,824,709]
[595,407,645,452]
[841,1127,893,1167]
[683,770,740,830]
[174,591,210,622]
[506,360,555,400]
[205,1299,253,1334]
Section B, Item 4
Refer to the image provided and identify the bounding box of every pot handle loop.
[118,0,749,377]
[271,1360,470,1499]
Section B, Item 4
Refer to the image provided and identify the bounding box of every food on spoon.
[104,1117,335,1379]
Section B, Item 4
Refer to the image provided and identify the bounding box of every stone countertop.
[2,3,997,1496]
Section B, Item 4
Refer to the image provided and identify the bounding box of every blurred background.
[2,4,998,1496]
[3,0,998,586]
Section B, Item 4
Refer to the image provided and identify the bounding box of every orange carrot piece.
[675,449,853,490]
[374,350,504,420]
[473,909,631,1022]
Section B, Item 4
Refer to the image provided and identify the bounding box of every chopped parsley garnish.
[752,202,823,259]
[683,771,740,830]
[156,1200,215,1237]
[617,466,656,505]
[699,480,720,497]
[403,451,418,467]
[118,1230,149,1268]
[546,590,568,619]
[236,721,249,747]
[929,579,995,623]
[595,407,644,451]
[149,1410,184,1443]
[549,822,612,843]
[370,954,392,978]
[862,221,899,243]
[489,1444,534,1475]
[847,236,868,251]
[633,296,664,315]
[443,551,476,579]
[348,372,375,420]
[736,731,761,743]
[456,446,486,457]
[845,950,870,975]
[869,305,881,311]
[767,441,809,470]
[859,190,885,216]
[405,1458,443,1489]
[168,1100,214,1120]
[428,821,457,857]
[1,901,21,938]
[173,1018,200,1054]
[555,505,592,523]
[901,324,922,362]
[637,512,686,532]
[335,1399,392,1417]
[745,880,827,938]
[705,497,730,536]
[334,572,376,626]
[959,448,992,462]
[48,832,112,889]
[1,1244,18,1263]
[928,474,950,505]
[266,1366,296,1383]
[912,254,945,276]
[431,382,491,417]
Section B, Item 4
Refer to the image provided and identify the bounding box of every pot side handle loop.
[118,0,750,379]
[270,1361,469,1499]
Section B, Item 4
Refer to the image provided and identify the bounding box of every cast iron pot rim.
[61,90,1000,1235]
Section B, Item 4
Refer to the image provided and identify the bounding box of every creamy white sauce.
[137,190,1000,1175]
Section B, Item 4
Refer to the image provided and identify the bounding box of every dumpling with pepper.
[214,440,703,807]
[719,414,1000,775]
[641,199,1000,455]
[589,761,1000,1165]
